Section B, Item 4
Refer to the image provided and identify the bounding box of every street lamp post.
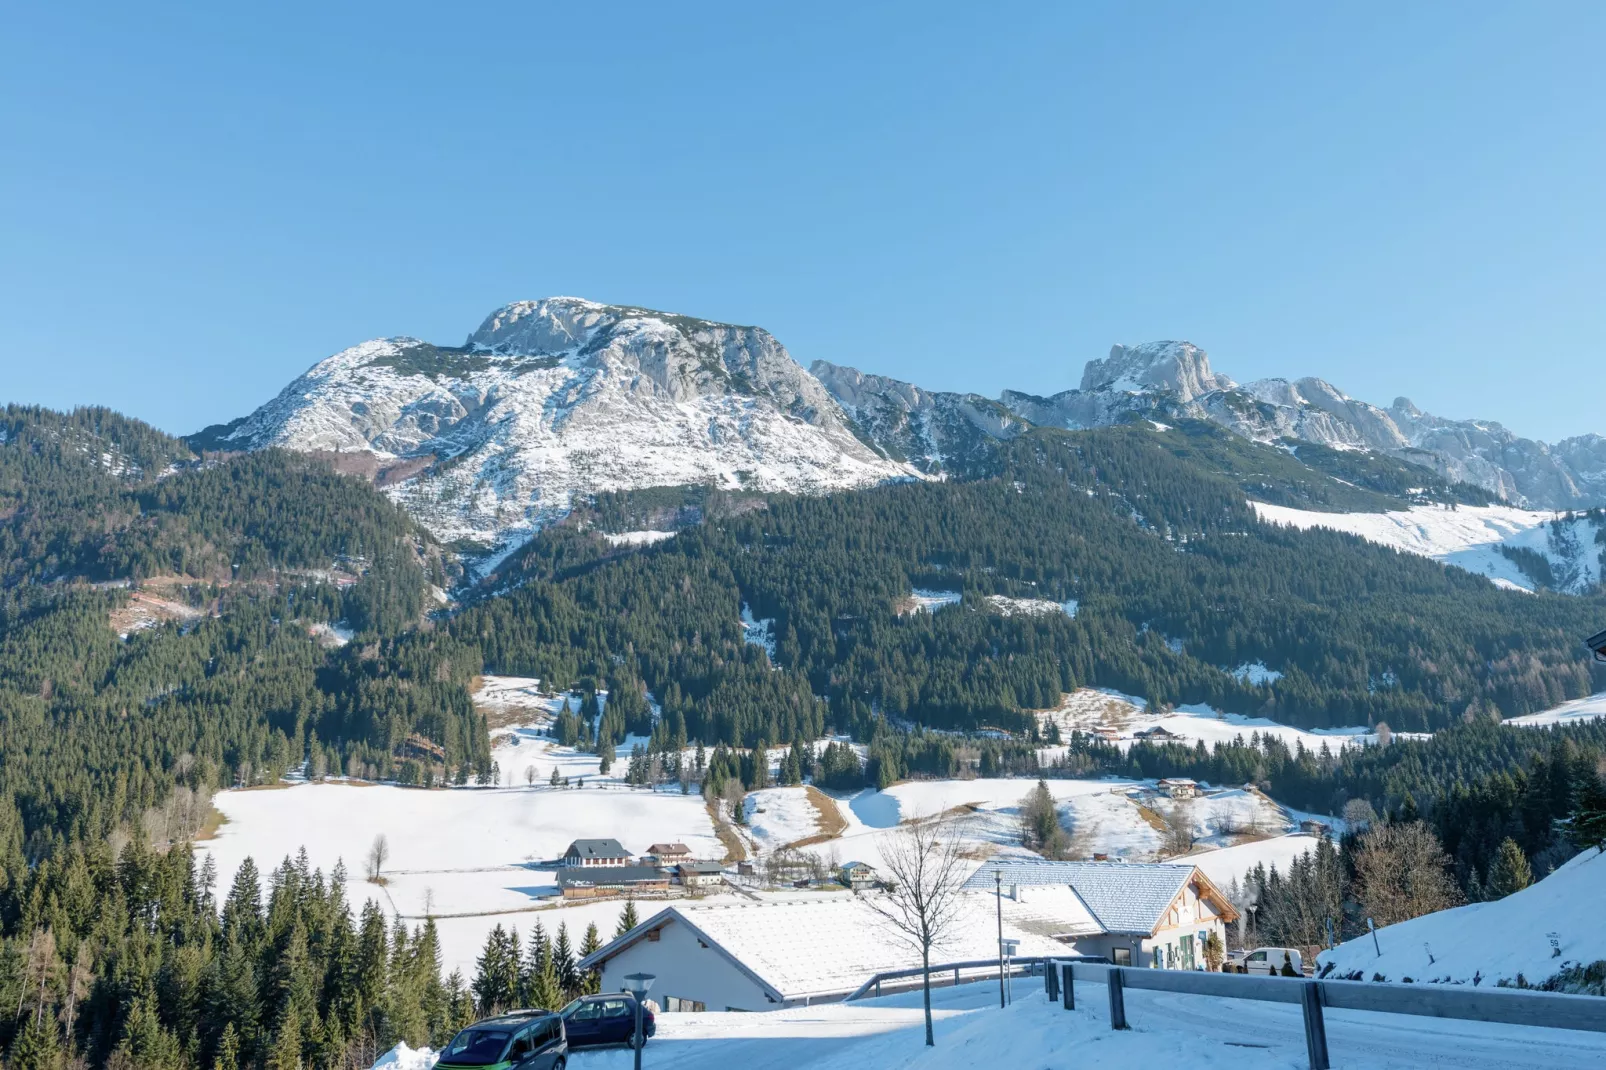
[624,972,655,1070]
[993,870,1005,1008]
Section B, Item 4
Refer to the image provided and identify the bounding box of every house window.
[664,996,706,1013]
[1112,947,1132,966]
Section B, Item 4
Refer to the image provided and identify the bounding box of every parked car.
[1236,947,1304,976]
[436,1010,567,1069]
[559,993,656,1049]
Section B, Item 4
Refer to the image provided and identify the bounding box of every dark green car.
[435,1010,567,1070]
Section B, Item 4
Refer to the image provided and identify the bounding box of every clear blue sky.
[3,2,1602,441]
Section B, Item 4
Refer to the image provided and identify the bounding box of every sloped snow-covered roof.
[580,892,1071,1001]
[962,860,1195,935]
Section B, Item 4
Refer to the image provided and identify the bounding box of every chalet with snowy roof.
[677,861,725,889]
[1157,777,1198,799]
[1135,726,1182,742]
[839,861,878,890]
[644,842,693,865]
[557,865,670,900]
[562,838,631,867]
[575,895,1069,1011]
[964,860,1238,969]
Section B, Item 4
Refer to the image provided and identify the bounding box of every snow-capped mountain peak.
[192,299,916,567]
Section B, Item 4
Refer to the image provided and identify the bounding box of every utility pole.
[994,869,1005,1008]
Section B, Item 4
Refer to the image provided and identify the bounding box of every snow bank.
[1318,849,1606,987]
[370,1042,436,1069]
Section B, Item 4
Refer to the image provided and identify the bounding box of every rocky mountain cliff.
[831,342,1606,510]
[192,298,914,564]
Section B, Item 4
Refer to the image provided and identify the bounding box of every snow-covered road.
[554,978,1606,1069]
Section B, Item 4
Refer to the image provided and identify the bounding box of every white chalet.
[575,894,1068,1012]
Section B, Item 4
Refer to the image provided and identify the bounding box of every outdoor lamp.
[625,973,656,1070]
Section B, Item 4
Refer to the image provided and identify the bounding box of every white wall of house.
[597,920,778,1013]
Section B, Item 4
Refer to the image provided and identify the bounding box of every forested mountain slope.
[465,424,1606,743]
[0,405,489,860]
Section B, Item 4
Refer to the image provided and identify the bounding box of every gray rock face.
[1079,341,1234,403]
[817,337,1603,510]
[811,361,1028,475]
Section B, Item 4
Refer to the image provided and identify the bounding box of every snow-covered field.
[374,967,1606,1070]
[1040,688,1397,753]
[744,787,826,849]
[1506,691,1606,727]
[1319,848,1606,987]
[470,676,556,715]
[211,679,1329,975]
[1251,501,1603,593]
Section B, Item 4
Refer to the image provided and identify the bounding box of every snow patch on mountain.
[1250,501,1603,593]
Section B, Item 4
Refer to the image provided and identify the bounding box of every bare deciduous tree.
[367,834,390,883]
[1163,801,1197,857]
[864,815,971,1047]
[1353,821,1460,927]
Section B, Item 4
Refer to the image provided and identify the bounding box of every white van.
[1241,947,1304,976]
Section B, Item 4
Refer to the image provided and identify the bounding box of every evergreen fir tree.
[1486,838,1534,898]
[616,899,640,938]
[9,1013,62,1070]
[580,923,603,994]
[266,1006,303,1070]
[552,923,578,998]
[213,1022,240,1070]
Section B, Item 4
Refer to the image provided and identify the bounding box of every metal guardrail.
[1048,959,1606,1070]
[844,957,1057,1002]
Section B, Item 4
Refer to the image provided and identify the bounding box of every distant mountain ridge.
[193,299,1606,564]
[832,341,1606,509]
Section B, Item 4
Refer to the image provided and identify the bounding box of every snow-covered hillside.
[1251,501,1604,593]
[1319,849,1606,987]
[194,298,914,565]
